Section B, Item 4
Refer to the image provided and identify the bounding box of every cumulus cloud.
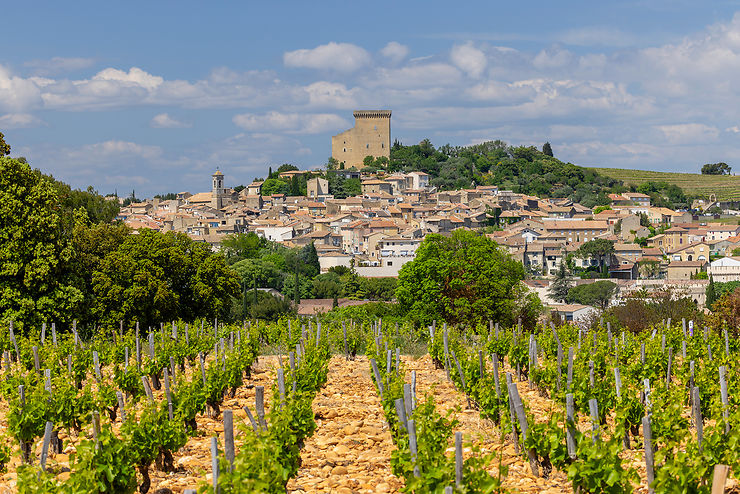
[93,67,164,89]
[14,13,740,191]
[380,42,409,64]
[658,123,720,144]
[0,65,43,111]
[78,140,163,160]
[150,113,191,128]
[24,57,95,76]
[0,113,45,129]
[284,42,371,72]
[450,42,487,78]
[233,111,348,134]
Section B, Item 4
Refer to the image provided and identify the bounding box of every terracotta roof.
[668,261,707,267]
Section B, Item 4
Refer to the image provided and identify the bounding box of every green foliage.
[566,281,617,309]
[261,178,289,196]
[701,162,732,175]
[567,434,637,493]
[45,178,120,224]
[0,131,10,156]
[0,157,82,327]
[64,425,137,494]
[549,261,573,304]
[92,229,239,328]
[390,139,620,206]
[542,141,553,157]
[396,229,537,327]
[221,233,267,264]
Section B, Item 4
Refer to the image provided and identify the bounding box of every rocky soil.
[0,353,693,493]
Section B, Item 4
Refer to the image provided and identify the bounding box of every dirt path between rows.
[288,355,403,494]
[404,355,572,494]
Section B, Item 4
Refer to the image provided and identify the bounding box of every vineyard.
[589,167,740,200]
[0,317,737,493]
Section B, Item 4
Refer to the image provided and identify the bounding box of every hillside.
[590,167,740,201]
[388,140,620,208]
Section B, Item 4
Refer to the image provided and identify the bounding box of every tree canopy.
[396,229,539,327]
[0,156,240,332]
[388,139,621,208]
[0,132,10,156]
[566,280,617,309]
[0,157,81,326]
[701,162,732,175]
[575,239,615,272]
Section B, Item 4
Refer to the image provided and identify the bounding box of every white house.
[408,171,430,190]
[255,225,294,242]
[549,304,598,325]
[709,256,740,282]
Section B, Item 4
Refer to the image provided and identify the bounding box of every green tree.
[542,142,553,157]
[576,239,615,272]
[548,261,573,303]
[566,280,617,309]
[706,275,717,309]
[396,229,538,326]
[342,178,361,197]
[277,163,299,174]
[299,242,320,278]
[312,273,342,299]
[0,132,10,156]
[640,212,650,227]
[231,258,284,290]
[221,232,266,264]
[261,178,289,196]
[91,230,239,327]
[0,157,83,327]
[701,162,732,175]
[327,157,339,171]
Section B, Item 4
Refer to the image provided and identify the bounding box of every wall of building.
[332,110,391,167]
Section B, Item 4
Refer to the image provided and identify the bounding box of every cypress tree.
[549,260,573,303]
[706,274,717,309]
[542,142,553,157]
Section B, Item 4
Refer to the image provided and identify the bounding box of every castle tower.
[331,110,391,167]
[211,169,225,209]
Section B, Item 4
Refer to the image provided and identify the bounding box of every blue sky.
[3,1,740,196]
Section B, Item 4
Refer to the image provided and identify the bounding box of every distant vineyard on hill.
[590,167,740,201]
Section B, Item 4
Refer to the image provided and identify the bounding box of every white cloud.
[726,126,740,133]
[371,63,462,89]
[24,57,95,76]
[150,113,191,128]
[85,140,163,159]
[658,123,720,144]
[532,47,574,70]
[284,42,371,72]
[233,111,348,134]
[558,27,638,47]
[450,42,487,78]
[303,81,358,108]
[380,42,409,64]
[0,65,43,112]
[93,67,164,90]
[0,113,45,129]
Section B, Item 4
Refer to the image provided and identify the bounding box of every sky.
[3,1,740,197]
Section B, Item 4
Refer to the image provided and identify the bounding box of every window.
[381,143,385,148]
[343,148,346,152]
[366,143,369,149]
[387,261,393,266]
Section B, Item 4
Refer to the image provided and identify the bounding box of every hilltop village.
[116,111,739,319]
